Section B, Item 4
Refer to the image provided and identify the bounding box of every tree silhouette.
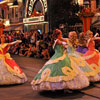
[48,0,82,29]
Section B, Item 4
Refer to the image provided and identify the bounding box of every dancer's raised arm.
[91,33,100,40]
[8,40,22,46]
[60,37,68,42]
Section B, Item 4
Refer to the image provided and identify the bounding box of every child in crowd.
[19,43,26,56]
[30,33,36,44]
[23,44,33,57]
[11,43,20,54]
[41,43,50,59]
[48,42,54,57]
[31,44,37,57]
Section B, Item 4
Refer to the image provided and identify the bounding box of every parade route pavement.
[0,55,100,100]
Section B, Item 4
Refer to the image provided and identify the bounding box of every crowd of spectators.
[4,30,56,60]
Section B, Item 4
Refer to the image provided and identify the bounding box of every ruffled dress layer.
[31,40,89,90]
[67,39,100,82]
[83,40,100,82]
[76,45,88,54]
[0,43,27,85]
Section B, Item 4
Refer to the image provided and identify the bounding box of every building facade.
[0,0,24,31]
[23,0,48,33]
[0,0,100,32]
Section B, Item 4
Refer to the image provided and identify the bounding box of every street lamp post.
[0,20,3,36]
[80,1,94,34]
[0,0,7,35]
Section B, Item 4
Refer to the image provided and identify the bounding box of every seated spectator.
[48,42,54,57]
[11,43,19,54]
[31,44,37,57]
[23,44,33,57]
[30,33,35,44]
[19,43,26,56]
[41,44,50,60]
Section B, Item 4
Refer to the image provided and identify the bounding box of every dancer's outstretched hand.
[94,33,99,37]
[17,40,22,43]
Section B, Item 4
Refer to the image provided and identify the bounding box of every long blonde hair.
[68,31,78,48]
[78,32,87,47]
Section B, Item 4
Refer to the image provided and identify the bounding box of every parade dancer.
[76,32,88,54]
[0,34,27,85]
[83,30,100,82]
[31,29,89,91]
[61,31,100,82]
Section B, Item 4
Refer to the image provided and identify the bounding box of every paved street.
[0,55,100,100]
